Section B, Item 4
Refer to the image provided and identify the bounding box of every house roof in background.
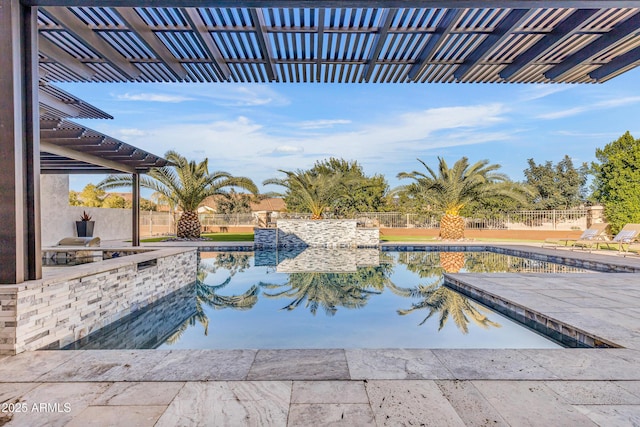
[200,195,286,212]
[34,5,640,84]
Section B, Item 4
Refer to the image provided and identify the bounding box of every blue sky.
[60,66,640,194]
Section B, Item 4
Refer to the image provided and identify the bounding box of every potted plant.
[76,211,95,237]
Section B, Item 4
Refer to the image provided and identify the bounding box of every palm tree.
[263,169,346,219]
[397,157,527,239]
[99,150,258,238]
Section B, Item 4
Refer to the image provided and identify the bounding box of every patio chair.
[542,223,608,249]
[600,224,640,253]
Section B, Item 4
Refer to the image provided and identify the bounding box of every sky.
[59,66,640,194]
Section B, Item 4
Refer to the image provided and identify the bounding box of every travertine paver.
[519,349,640,380]
[65,406,166,427]
[155,381,291,427]
[91,382,185,406]
[247,349,349,380]
[435,380,510,426]
[543,381,640,405]
[432,349,558,380]
[346,348,454,380]
[291,381,369,404]
[287,404,375,426]
[615,381,640,397]
[3,382,111,427]
[141,349,257,381]
[0,350,82,382]
[471,380,598,426]
[37,350,170,382]
[574,404,640,426]
[365,380,466,426]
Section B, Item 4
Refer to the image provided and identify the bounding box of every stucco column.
[0,0,41,283]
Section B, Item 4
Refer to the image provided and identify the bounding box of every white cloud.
[272,145,304,155]
[116,128,146,137]
[124,103,510,188]
[295,119,352,129]
[116,92,193,103]
[537,96,640,119]
[519,85,572,101]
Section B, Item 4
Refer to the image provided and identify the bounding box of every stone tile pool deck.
[2,243,640,425]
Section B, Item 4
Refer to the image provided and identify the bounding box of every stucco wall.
[40,175,132,246]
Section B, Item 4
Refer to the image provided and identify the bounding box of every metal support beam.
[407,8,462,81]
[362,8,396,82]
[0,0,41,283]
[115,7,188,80]
[500,8,600,80]
[316,8,325,82]
[545,10,640,81]
[453,8,532,81]
[38,35,96,80]
[183,8,232,80]
[132,173,140,246]
[42,6,142,80]
[41,141,137,173]
[21,1,640,8]
[250,8,278,81]
[38,89,94,120]
[589,44,640,81]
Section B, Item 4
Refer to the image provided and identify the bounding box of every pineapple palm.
[99,150,258,238]
[397,157,527,239]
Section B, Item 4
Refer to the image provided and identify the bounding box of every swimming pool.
[64,248,603,350]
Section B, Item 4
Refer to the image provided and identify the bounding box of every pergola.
[3,0,640,284]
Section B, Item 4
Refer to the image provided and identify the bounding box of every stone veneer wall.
[0,248,196,355]
[276,248,380,272]
[254,220,379,248]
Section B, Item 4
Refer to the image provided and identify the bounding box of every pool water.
[66,249,596,350]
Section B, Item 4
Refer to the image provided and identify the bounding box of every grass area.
[380,235,546,243]
[141,232,254,243]
[379,235,437,242]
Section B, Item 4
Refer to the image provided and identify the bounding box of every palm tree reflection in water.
[168,251,506,344]
[394,252,501,334]
[166,253,258,344]
[259,261,394,316]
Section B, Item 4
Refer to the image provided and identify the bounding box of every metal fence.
[140,208,588,236]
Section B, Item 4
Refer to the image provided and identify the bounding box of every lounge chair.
[542,223,608,249]
[600,224,640,253]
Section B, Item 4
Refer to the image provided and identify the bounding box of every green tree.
[264,158,389,218]
[263,169,345,219]
[591,131,640,233]
[524,155,587,209]
[217,189,253,214]
[98,150,258,238]
[396,157,528,239]
[76,184,105,207]
[140,198,157,211]
[102,193,127,208]
[69,190,82,206]
[307,158,389,216]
